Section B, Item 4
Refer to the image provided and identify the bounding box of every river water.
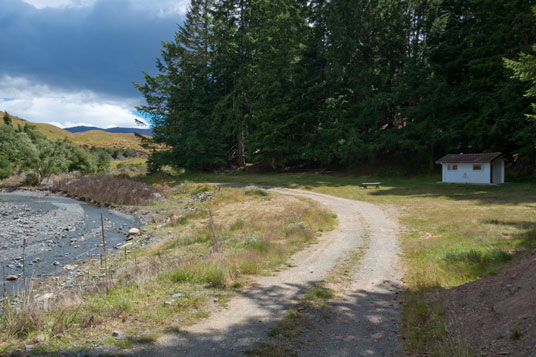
[0,191,139,295]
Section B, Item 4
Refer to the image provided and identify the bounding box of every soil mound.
[443,249,536,356]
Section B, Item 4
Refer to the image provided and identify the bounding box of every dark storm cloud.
[0,0,181,98]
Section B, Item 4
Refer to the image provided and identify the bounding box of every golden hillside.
[0,111,147,151]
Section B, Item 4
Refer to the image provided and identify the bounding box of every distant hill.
[65,126,153,136]
[0,111,149,151]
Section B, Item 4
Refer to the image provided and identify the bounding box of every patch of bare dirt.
[443,249,536,356]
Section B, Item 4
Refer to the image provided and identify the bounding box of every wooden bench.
[360,182,381,189]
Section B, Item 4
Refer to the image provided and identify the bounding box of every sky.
[0,0,188,128]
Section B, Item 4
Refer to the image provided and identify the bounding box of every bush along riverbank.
[0,178,335,354]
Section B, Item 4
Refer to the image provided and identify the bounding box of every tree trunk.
[236,0,246,168]
[237,112,245,167]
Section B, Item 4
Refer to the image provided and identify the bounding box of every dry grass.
[72,131,148,152]
[52,175,163,205]
[151,185,335,289]
[3,113,148,151]
[7,114,75,141]
[110,158,148,177]
[0,182,335,354]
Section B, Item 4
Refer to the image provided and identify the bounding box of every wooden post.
[22,238,27,295]
[2,265,6,299]
[101,211,108,295]
[208,206,219,251]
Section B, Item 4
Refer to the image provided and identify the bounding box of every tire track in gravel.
[128,188,402,356]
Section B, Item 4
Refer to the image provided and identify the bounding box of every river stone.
[128,227,141,236]
[63,264,77,271]
[37,293,54,301]
[6,275,18,281]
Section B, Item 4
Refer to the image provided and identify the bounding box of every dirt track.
[129,188,402,356]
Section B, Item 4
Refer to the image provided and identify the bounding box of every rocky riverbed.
[0,190,141,296]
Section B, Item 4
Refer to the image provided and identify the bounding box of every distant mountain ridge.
[65,126,153,137]
[0,111,150,151]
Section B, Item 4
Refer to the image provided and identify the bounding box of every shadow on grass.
[368,181,536,206]
[115,280,401,356]
[170,171,536,206]
[483,220,536,250]
[294,282,401,357]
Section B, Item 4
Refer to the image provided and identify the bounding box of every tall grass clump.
[244,186,269,196]
[162,262,233,287]
[444,247,512,265]
[1,302,45,338]
[52,175,164,205]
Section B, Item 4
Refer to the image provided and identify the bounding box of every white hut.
[435,152,504,184]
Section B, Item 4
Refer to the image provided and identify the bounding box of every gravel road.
[129,188,402,356]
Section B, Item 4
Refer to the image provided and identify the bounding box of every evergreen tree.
[96,152,111,173]
[504,8,536,169]
[136,0,536,172]
[321,0,409,167]
[211,0,255,167]
[3,112,12,126]
[505,44,536,118]
[245,0,314,168]
[135,0,225,170]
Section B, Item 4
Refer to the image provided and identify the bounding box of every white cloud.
[128,0,190,17]
[22,0,96,9]
[49,121,97,128]
[156,1,190,17]
[22,0,190,16]
[0,75,149,129]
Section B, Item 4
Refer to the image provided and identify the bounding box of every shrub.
[244,186,269,196]
[52,175,164,205]
[0,155,13,178]
[23,172,40,186]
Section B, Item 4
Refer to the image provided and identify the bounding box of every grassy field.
[174,171,536,355]
[0,181,336,354]
[68,130,147,151]
[111,157,148,176]
[2,111,148,151]
[1,169,534,354]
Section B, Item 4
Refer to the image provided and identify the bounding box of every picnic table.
[359,182,381,189]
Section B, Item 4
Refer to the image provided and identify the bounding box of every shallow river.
[0,191,139,295]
